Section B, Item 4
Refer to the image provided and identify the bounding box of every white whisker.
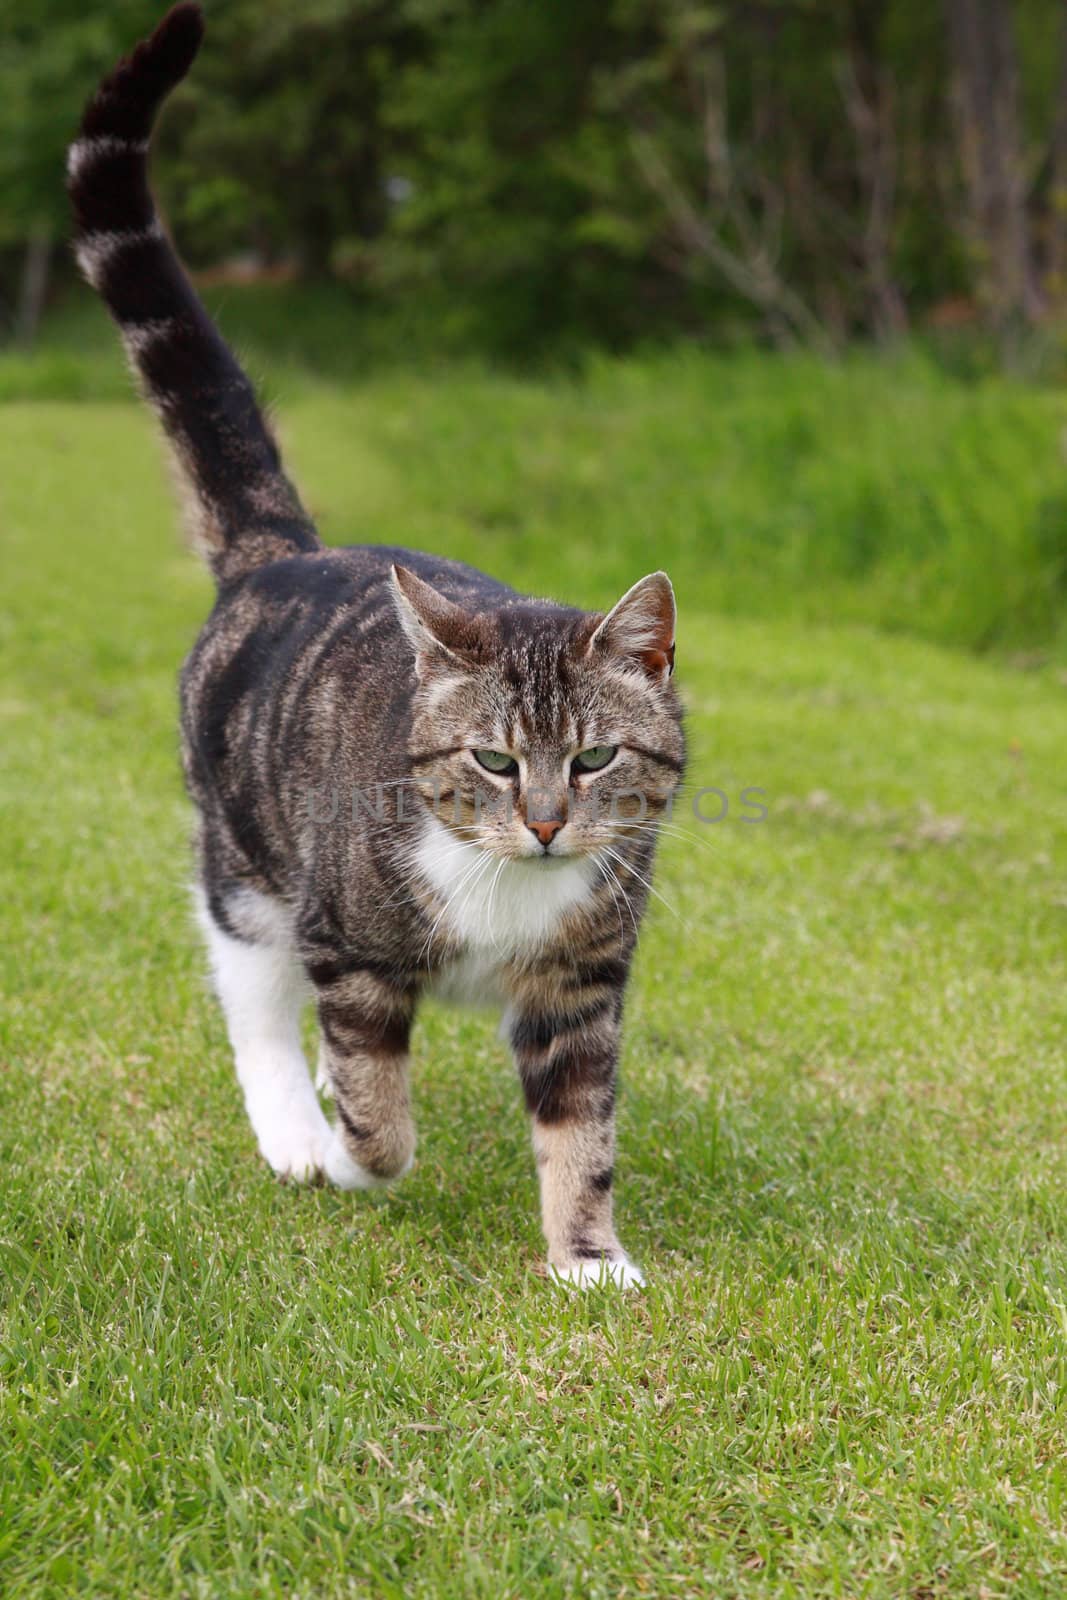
[596,854,638,942]
[484,856,508,953]
[601,844,687,931]
[418,849,494,967]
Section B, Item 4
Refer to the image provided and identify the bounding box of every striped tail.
[66,3,320,586]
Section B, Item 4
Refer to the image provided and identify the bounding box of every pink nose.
[528,818,564,847]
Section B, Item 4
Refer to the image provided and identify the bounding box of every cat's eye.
[572,745,618,773]
[473,749,519,775]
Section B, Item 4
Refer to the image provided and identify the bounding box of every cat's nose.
[528,818,564,848]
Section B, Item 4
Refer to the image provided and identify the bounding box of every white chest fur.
[413,820,597,978]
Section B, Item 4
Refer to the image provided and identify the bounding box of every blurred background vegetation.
[6,0,1067,352]
[1,0,1067,657]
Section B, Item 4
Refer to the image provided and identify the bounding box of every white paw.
[322,1129,390,1191]
[253,1098,333,1183]
[551,1257,646,1291]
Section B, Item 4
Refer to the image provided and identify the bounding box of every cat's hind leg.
[196,884,334,1182]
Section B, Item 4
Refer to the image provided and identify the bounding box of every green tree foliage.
[0,0,1065,353]
[0,1,160,334]
[0,1,158,242]
[162,0,419,272]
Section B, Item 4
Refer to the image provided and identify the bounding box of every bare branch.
[628,49,835,355]
[837,48,908,340]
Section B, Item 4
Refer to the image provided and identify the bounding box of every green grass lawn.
[2,326,1067,1596]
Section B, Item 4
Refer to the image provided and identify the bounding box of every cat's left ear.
[389,564,476,678]
[587,572,676,682]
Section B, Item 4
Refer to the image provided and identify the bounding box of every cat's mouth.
[467,833,589,866]
[518,852,581,870]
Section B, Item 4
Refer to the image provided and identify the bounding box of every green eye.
[473,749,519,775]
[572,745,617,773]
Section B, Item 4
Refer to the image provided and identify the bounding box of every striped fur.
[67,3,317,585]
[70,6,686,1288]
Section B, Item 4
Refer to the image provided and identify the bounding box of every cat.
[68,3,685,1288]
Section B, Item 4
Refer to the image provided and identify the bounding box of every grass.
[7,284,1067,657]
[2,302,1067,1595]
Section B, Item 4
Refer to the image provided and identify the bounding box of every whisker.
[640,820,729,859]
[601,844,688,931]
[429,849,498,966]
[484,856,508,953]
[374,834,483,914]
[599,862,627,943]
[448,851,496,946]
[596,854,638,942]
[615,812,729,852]
[417,850,491,967]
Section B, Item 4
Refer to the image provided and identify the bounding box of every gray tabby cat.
[68,4,685,1287]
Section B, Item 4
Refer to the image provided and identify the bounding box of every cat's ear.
[389,564,474,677]
[587,572,676,682]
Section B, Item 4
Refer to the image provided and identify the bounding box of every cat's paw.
[550,1257,646,1291]
[255,1101,333,1183]
[321,1129,393,1191]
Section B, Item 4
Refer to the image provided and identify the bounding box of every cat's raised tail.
[67,3,320,585]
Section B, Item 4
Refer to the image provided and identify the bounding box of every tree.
[943,0,1043,332]
[163,0,419,274]
[0,0,162,339]
[3,0,1067,355]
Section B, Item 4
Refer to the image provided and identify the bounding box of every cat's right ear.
[389,565,473,679]
[587,571,676,683]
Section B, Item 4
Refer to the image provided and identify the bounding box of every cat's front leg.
[508,980,644,1289]
[308,959,418,1190]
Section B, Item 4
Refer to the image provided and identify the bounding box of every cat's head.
[391,564,684,863]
